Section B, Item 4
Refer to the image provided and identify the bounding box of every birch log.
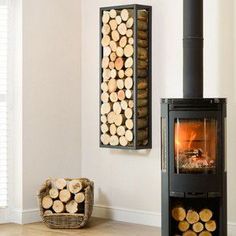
[55,178,67,190]
[66,200,78,214]
[68,179,83,194]
[52,200,64,213]
[42,196,53,209]
[59,189,71,203]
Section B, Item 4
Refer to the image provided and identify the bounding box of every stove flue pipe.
[183,0,203,98]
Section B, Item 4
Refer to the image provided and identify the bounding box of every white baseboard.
[228,222,236,236]
[9,208,41,224]
[92,204,161,227]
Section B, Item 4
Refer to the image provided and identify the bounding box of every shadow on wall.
[110,149,151,157]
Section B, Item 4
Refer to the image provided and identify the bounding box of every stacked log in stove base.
[100,5,152,149]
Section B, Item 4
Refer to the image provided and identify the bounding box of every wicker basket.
[38,178,94,229]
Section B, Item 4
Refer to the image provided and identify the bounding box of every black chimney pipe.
[183,0,203,98]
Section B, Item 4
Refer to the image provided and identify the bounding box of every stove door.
[169,110,222,193]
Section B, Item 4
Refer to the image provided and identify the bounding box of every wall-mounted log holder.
[99,4,152,149]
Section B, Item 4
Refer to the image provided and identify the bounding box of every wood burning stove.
[161,1,227,235]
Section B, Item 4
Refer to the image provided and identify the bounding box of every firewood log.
[192,222,204,233]
[126,29,133,38]
[126,17,134,28]
[172,207,186,221]
[119,36,127,48]
[102,11,110,24]
[102,24,111,35]
[42,195,53,209]
[110,124,117,135]
[125,57,133,68]
[101,133,110,145]
[137,118,148,129]
[109,19,117,31]
[74,192,85,203]
[138,60,148,69]
[68,179,83,194]
[113,102,122,114]
[107,111,116,124]
[108,78,117,93]
[124,45,134,57]
[115,15,122,25]
[128,100,134,108]
[104,46,111,57]
[102,57,109,68]
[117,126,126,136]
[101,92,109,103]
[101,82,108,92]
[125,68,133,77]
[59,189,71,203]
[101,35,111,47]
[110,135,119,146]
[49,188,59,199]
[101,115,107,124]
[138,20,148,31]
[138,31,148,40]
[124,77,133,89]
[111,30,120,42]
[199,231,212,236]
[118,69,125,78]
[125,119,134,129]
[138,79,148,89]
[102,68,111,81]
[116,47,124,57]
[125,89,132,99]
[110,69,117,79]
[52,200,64,213]
[186,210,199,224]
[199,209,213,222]
[205,220,216,232]
[183,230,197,236]
[101,102,111,115]
[115,57,124,70]
[121,9,129,21]
[110,92,118,102]
[55,178,67,190]
[109,9,117,19]
[43,210,53,216]
[125,130,133,141]
[109,61,115,69]
[178,220,190,232]
[117,90,125,101]
[128,37,134,45]
[137,99,148,107]
[138,39,148,48]
[65,200,78,213]
[137,129,148,141]
[121,100,128,110]
[124,107,133,119]
[119,136,128,146]
[138,47,148,60]
[137,69,147,77]
[137,107,148,118]
[110,52,117,62]
[138,89,148,99]
[118,23,127,35]
[101,123,109,133]
[109,40,117,52]
[137,10,148,20]
[117,79,124,89]
[114,114,125,126]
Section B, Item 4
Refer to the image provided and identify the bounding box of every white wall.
[81,0,236,229]
[22,0,82,216]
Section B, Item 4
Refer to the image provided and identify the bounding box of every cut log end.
[172,207,186,221]
[42,195,53,209]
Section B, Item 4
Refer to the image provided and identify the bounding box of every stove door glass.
[175,118,217,174]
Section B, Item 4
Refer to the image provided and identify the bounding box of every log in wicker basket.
[38,178,94,229]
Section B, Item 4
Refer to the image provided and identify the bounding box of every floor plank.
[0,218,161,236]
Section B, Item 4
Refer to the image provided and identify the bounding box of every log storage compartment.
[100,5,152,149]
[38,178,94,229]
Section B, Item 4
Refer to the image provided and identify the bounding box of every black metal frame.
[161,98,227,236]
[99,4,152,150]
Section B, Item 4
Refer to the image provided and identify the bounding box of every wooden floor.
[0,218,161,236]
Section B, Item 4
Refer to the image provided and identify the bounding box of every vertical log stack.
[100,6,151,148]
